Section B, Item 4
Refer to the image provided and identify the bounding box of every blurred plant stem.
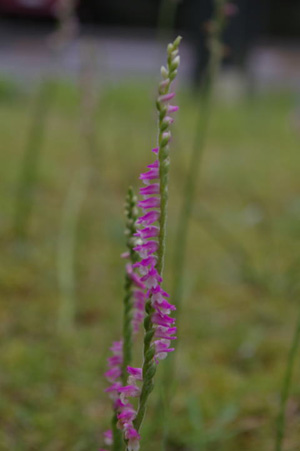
[121,187,139,383]
[13,0,79,242]
[275,309,300,451]
[172,0,227,316]
[57,168,88,333]
[193,205,271,292]
[111,188,138,450]
[159,0,230,447]
[112,411,124,451]
[79,40,100,184]
[56,2,102,334]
[13,80,53,240]
[156,0,180,40]
[275,283,300,451]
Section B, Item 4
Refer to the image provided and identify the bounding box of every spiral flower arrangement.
[100,36,181,451]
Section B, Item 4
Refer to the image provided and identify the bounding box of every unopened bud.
[160,66,169,79]
[161,131,171,147]
[173,35,182,48]
[167,43,173,55]
[161,116,174,131]
[169,70,178,81]
[159,78,170,95]
[171,56,180,70]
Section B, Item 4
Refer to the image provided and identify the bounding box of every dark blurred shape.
[268,0,300,38]
[1,0,299,39]
[78,0,160,27]
[0,0,59,17]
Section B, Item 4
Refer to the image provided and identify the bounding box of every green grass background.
[0,78,299,450]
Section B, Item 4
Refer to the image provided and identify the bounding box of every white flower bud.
[167,43,173,55]
[171,56,180,69]
[160,66,169,79]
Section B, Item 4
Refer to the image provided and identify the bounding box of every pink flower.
[147,160,159,169]
[110,341,123,354]
[114,397,127,410]
[105,382,122,394]
[152,311,176,327]
[134,226,159,238]
[133,256,157,275]
[167,105,179,113]
[133,241,159,258]
[104,382,122,401]
[118,384,141,398]
[107,355,123,367]
[154,339,175,361]
[159,92,175,102]
[140,266,162,289]
[138,197,160,210]
[117,405,137,423]
[151,285,170,302]
[139,184,160,196]
[136,210,160,226]
[153,298,176,314]
[139,168,159,183]
[121,251,130,259]
[154,325,177,340]
[126,264,146,289]
[103,430,113,446]
[164,115,174,124]
[124,425,141,451]
[127,366,143,381]
[104,367,122,383]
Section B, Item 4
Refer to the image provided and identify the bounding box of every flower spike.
[101,37,181,451]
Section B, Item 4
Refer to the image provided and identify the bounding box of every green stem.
[193,205,270,292]
[172,1,224,313]
[122,274,134,384]
[156,0,179,39]
[79,41,99,173]
[112,411,123,451]
[133,301,156,431]
[14,80,53,240]
[133,36,181,435]
[159,1,227,446]
[157,133,170,276]
[171,91,211,314]
[57,168,88,333]
[275,308,300,451]
[121,187,138,382]
[111,188,138,449]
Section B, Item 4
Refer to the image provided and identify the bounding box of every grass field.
[0,78,299,450]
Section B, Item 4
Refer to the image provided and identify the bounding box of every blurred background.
[0,0,300,87]
[0,1,300,450]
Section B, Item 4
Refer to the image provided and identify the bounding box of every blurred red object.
[0,0,59,16]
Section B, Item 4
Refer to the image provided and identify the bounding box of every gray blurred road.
[0,19,300,92]
[0,20,193,84]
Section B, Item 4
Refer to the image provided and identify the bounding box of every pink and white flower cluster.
[101,351,142,450]
[134,143,178,364]
[101,266,147,451]
[102,363,142,450]
[108,94,179,448]
[101,54,179,451]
